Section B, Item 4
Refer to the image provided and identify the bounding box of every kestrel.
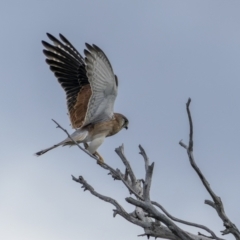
[35,33,129,163]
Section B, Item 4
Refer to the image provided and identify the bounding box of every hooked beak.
[125,126,128,130]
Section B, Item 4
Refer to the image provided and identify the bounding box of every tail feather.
[35,129,89,156]
[35,144,59,156]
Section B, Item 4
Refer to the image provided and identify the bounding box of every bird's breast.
[85,118,121,139]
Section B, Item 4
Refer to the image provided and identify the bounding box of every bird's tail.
[35,129,89,156]
[35,144,60,156]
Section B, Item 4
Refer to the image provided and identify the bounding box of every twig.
[186,98,193,151]
[198,232,214,239]
[115,144,136,183]
[139,144,149,171]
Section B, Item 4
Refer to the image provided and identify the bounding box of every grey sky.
[1,1,240,239]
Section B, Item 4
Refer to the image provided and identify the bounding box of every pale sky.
[1,1,240,240]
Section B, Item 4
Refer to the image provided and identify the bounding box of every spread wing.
[83,43,118,126]
[42,33,91,129]
[42,33,118,129]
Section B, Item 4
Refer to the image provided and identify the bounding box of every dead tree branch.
[72,174,211,240]
[179,98,240,240]
[115,144,136,183]
[139,144,150,171]
[151,201,223,240]
[71,143,221,239]
[143,162,154,203]
[71,175,180,240]
[72,175,140,224]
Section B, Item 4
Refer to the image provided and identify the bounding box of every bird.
[35,33,129,163]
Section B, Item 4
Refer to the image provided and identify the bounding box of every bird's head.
[122,115,129,130]
[115,113,129,130]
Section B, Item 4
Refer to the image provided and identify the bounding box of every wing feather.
[42,33,118,129]
[82,44,118,126]
[42,33,90,129]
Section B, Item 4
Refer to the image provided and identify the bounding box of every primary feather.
[42,33,118,129]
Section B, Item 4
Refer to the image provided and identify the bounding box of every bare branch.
[126,197,194,240]
[180,100,240,240]
[115,146,215,237]
[139,144,149,171]
[72,175,147,227]
[115,144,136,183]
[204,200,216,209]
[198,232,215,239]
[143,162,154,202]
[179,140,188,149]
[115,145,154,204]
[151,201,223,240]
[72,176,213,240]
[117,170,144,198]
[138,145,155,202]
[67,132,220,239]
[186,98,193,151]
[72,175,183,239]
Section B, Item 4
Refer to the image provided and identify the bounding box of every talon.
[97,156,104,165]
[84,143,104,164]
[94,151,104,165]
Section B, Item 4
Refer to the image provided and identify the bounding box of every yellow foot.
[83,143,104,164]
[94,151,105,165]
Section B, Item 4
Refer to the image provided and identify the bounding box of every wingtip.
[92,44,102,52]
[59,33,67,43]
[46,32,53,39]
[85,43,94,52]
[84,49,91,57]
[42,40,52,49]
[42,49,49,57]
[46,33,59,43]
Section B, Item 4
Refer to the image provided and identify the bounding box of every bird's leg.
[83,143,104,164]
[94,151,105,165]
